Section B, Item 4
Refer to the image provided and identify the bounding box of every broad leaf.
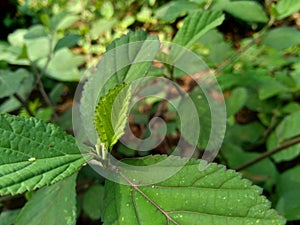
[0,114,91,196]
[103,155,285,224]
[275,0,300,19]
[94,83,132,151]
[80,31,159,144]
[173,10,225,48]
[262,27,300,50]
[223,1,268,23]
[15,174,77,225]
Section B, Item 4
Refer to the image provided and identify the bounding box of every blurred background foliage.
[0,0,300,224]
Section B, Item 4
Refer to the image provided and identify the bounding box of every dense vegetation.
[0,0,300,224]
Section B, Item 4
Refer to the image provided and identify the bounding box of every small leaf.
[83,184,105,220]
[223,1,268,23]
[225,87,248,117]
[262,27,300,50]
[94,83,132,151]
[16,174,77,225]
[91,19,116,40]
[267,111,300,162]
[54,34,81,52]
[50,12,79,32]
[173,10,225,48]
[7,29,27,47]
[0,114,91,196]
[155,1,198,22]
[103,155,285,225]
[275,0,300,19]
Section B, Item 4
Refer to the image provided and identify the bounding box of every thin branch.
[235,136,300,171]
[30,36,59,121]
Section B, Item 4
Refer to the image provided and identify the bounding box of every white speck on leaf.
[28,157,36,162]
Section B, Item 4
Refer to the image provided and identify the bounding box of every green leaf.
[7,29,27,47]
[24,25,48,39]
[223,1,268,23]
[103,155,285,225]
[101,1,114,19]
[276,190,300,221]
[94,83,132,151]
[155,1,199,22]
[276,111,300,140]
[39,48,85,81]
[0,209,20,225]
[50,12,79,32]
[80,31,159,144]
[25,37,50,61]
[225,87,248,117]
[275,0,300,19]
[0,71,34,113]
[83,184,105,220]
[0,42,29,66]
[91,19,116,40]
[262,27,300,50]
[0,114,91,196]
[257,76,289,100]
[15,174,77,225]
[221,143,278,190]
[277,166,300,195]
[267,111,300,162]
[54,34,81,52]
[173,10,225,48]
[276,166,300,221]
[0,69,29,98]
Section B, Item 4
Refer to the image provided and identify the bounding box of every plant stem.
[30,36,59,121]
[235,136,300,171]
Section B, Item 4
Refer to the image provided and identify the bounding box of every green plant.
[1,0,300,224]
